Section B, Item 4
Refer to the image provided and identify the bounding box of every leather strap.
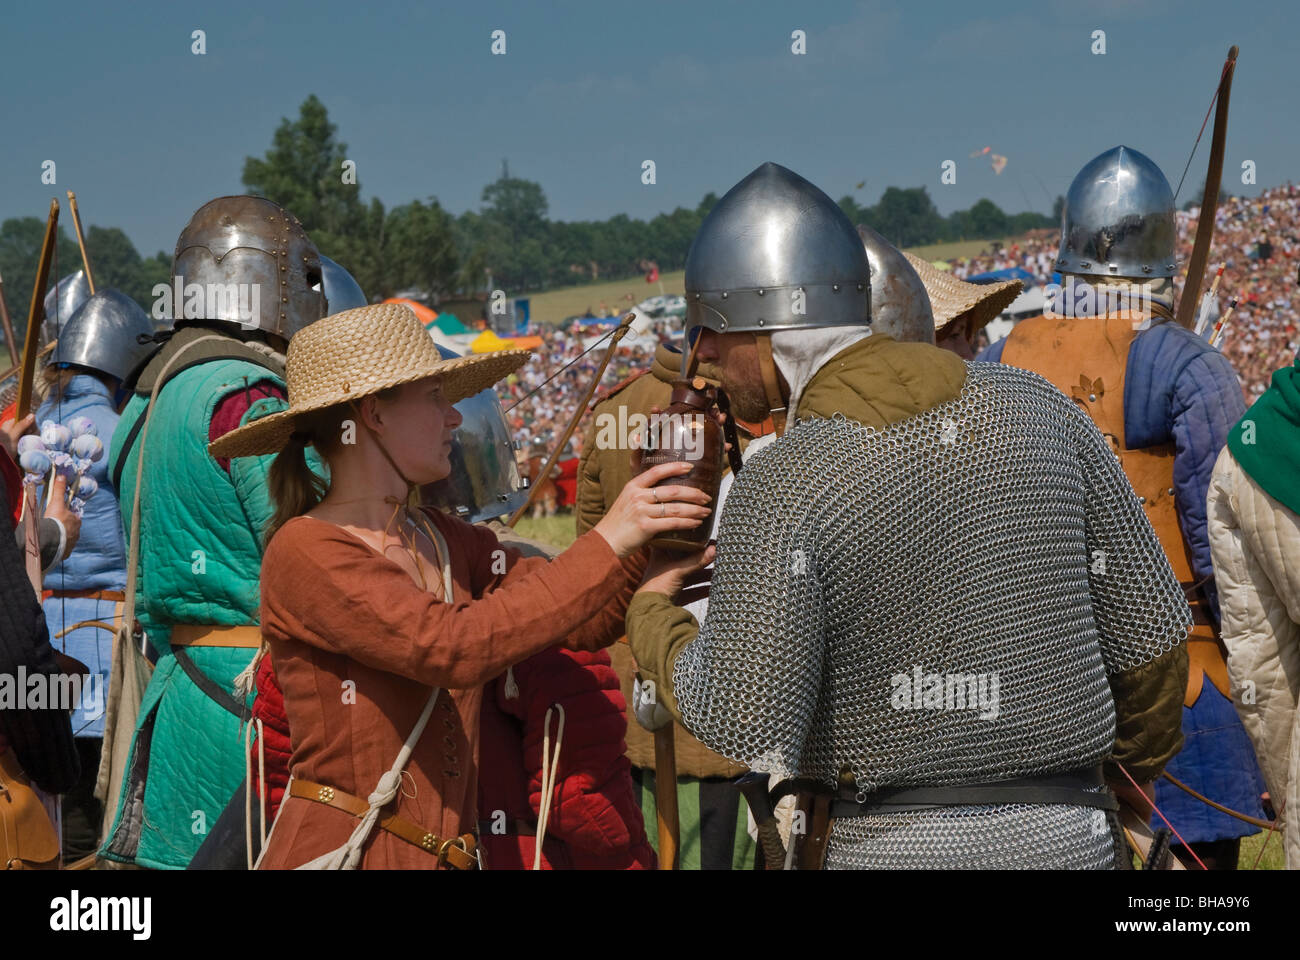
[1187,637,1232,706]
[170,623,263,648]
[172,646,252,723]
[801,793,832,870]
[112,350,273,492]
[47,588,126,602]
[291,779,478,869]
[714,387,745,476]
[754,334,788,436]
[791,766,1120,817]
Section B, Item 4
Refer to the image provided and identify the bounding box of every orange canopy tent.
[383,297,438,327]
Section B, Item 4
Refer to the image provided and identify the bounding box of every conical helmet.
[1056,145,1177,280]
[684,162,870,345]
[320,254,367,314]
[42,270,92,345]
[420,344,528,523]
[171,196,325,339]
[857,225,934,344]
[51,289,155,382]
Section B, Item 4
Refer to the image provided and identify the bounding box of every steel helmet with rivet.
[1056,145,1177,280]
[171,195,326,339]
[683,162,871,349]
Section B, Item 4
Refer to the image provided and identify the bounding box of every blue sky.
[1,0,1294,256]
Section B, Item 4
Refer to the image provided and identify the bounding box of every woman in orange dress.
[209,303,708,869]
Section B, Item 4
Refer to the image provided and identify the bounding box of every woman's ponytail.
[265,426,331,545]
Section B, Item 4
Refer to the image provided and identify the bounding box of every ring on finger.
[652,488,661,503]
[659,502,666,518]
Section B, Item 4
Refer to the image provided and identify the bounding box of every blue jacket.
[982,322,1262,842]
[980,323,1245,621]
[36,374,128,737]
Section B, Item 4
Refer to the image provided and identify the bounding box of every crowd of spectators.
[1172,184,1300,398]
[942,185,1300,397]
[496,184,1299,466]
[496,317,676,462]
[949,231,1060,284]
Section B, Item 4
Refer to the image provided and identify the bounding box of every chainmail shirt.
[672,362,1190,868]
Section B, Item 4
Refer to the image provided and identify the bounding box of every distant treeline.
[1,96,1061,341]
[837,190,1060,249]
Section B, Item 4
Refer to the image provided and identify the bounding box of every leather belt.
[291,779,478,870]
[170,624,262,648]
[44,588,126,602]
[167,625,260,723]
[795,766,1120,818]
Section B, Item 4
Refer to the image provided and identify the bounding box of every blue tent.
[966,267,1037,286]
[568,313,624,326]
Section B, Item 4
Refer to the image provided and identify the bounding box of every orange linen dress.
[255,508,636,869]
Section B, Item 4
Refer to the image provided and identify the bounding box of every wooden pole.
[683,327,704,380]
[17,199,60,418]
[1176,46,1238,330]
[653,726,679,869]
[66,191,95,294]
[507,312,635,527]
[0,269,17,368]
[0,342,57,387]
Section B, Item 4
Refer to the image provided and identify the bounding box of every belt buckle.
[437,835,470,868]
[317,786,335,803]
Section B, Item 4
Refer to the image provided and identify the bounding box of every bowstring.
[501,325,618,413]
[1172,58,1232,204]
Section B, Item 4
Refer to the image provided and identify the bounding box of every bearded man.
[626,161,1190,869]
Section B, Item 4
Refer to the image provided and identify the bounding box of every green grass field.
[512,512,579,550]
[1238,829,1284,869]
[524,271,685,328]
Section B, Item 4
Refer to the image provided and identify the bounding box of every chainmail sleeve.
[671,447,827,779]
[1070,401,1192,674]
[1067,399,1190,780]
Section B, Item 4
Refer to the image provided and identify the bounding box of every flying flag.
[969,146,992,158]
[991,154,1008,175]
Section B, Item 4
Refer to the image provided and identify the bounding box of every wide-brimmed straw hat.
[209,302,529,459]
[902,252,1023,336]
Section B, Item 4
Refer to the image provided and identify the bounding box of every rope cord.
[1116,761,1207,870]
[533,703,566,870]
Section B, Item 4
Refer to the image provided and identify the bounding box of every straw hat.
[902,252,1023,336]
[209,302,529,459]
